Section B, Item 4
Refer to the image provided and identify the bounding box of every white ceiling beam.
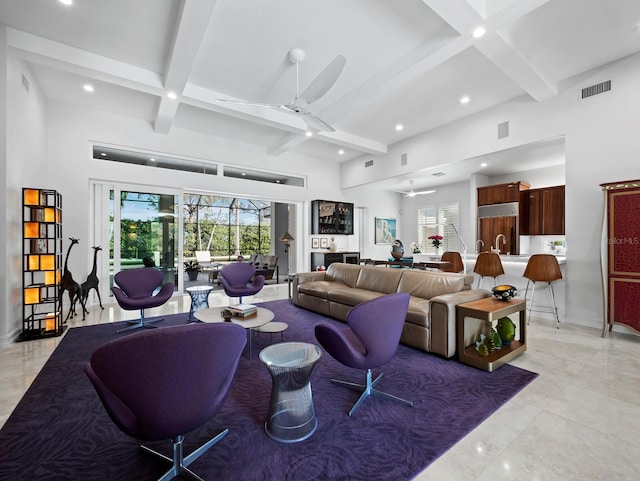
[423,0,556,101]
[267,129,388,157]
[7,28,162,93]
[154,0,219,134]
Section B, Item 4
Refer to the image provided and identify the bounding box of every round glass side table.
[259,342,322,443]
[186,285,214,322]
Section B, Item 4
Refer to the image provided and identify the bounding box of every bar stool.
[523,254,563,329]
[473,252,504,289]
[440,251,464,273]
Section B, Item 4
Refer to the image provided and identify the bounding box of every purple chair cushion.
[315,292,410,370]
[219,263,265,298]
[84,323,246,441]
[111,268,174,311]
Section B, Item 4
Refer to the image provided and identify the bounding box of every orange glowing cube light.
[44,208,55,222]
[45,313,58,331]
[24,222,39,238]
[40,255,55,270]
[24,189,40,205]
[24,287,41,305]
[28,255,40,271]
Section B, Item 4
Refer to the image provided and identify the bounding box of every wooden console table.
[456,297,526,372]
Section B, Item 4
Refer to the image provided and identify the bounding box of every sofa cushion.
[325,263,362,288]
[406,297,430,328]
[355,266,403,293]
[298,281,345,299]
[328,287,383,306]
[397,270,466,299]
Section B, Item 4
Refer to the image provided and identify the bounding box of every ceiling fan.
[400,180,436,197]
[217,48,346,132]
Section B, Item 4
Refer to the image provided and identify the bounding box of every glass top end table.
[259,342,322,443]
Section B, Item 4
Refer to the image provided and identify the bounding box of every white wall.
[1,38,49,344]
[341,51,640,331]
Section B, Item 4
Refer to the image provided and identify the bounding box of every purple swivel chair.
[219,262,265,304]
[315,292,413,416]
[84,323,246,481]
[111,268,175,334]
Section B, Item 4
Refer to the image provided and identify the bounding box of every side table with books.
[194,305,274,359]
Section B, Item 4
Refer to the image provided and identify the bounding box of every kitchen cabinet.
[601,180,640,336]
[477,181,529,206]
[478,216,518,254]
[311,200,353,235]
[520,185,565,235]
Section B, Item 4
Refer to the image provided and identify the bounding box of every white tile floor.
[2,284,639,480]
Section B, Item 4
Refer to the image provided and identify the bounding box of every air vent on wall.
[498,121,509,139]
[582,80,611,99]
[365,160,374,168]
[400,153,407,166]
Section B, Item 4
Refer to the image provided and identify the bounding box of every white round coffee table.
[255,321,288,343]
[195,306,274,359]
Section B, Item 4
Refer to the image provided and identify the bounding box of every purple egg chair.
[314,292,413,416]
[218,262,265,304]
[111,268,175,334]
[84,322,246,481]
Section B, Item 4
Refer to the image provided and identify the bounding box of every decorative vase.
[390,239,404,260]
[496,317,516,345]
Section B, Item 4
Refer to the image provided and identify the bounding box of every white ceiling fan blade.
[299,54,346,105]
[301,111,336,132]
[415,190,436,195]
[216,98,282,109]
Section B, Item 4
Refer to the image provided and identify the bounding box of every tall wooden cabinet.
[21,188,64,340]
[601,180,640,336]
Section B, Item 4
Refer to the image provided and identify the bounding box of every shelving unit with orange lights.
[21,188,64,340]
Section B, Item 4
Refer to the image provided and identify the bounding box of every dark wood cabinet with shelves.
[21,188,64,340]
[311,200,354,235]
[520,185,565,235]
[477,181,529,206]
[478,216,518,254]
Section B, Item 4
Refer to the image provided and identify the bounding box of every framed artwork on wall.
[312,238,319,249]
[375,217,396,244]
[320,238,329,248]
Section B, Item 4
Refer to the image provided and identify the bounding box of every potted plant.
[184,260,201,281]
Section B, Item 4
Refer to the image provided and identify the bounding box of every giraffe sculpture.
[60,238,87,321]
[81,246,103,310]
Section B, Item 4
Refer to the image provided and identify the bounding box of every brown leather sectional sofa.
[291,262,490,358]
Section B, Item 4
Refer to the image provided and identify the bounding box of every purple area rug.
[0,299,537,480]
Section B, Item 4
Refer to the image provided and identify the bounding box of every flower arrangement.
[428,235,443,249]
[409,242,421,254]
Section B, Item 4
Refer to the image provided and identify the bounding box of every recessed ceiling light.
[149,157,156,162]
[100,152,107,157]
[338,149,344,155]
[167,92,177,100]
[241,172,246,176]
[481,162,487,167]
[59,0,73,5]
[395,124,404,131]
[83,84,94,93]
[472,27,486,38]
[460,95,470,104]
[305,131,313,137]
[275,180,281,183]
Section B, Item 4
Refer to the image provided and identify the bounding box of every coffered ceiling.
[1,0,639,189]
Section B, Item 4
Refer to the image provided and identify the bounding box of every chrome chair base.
[524,280,560,329]
[141,429,229,481]
[116,308,164,334]
[331,369,413,416]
